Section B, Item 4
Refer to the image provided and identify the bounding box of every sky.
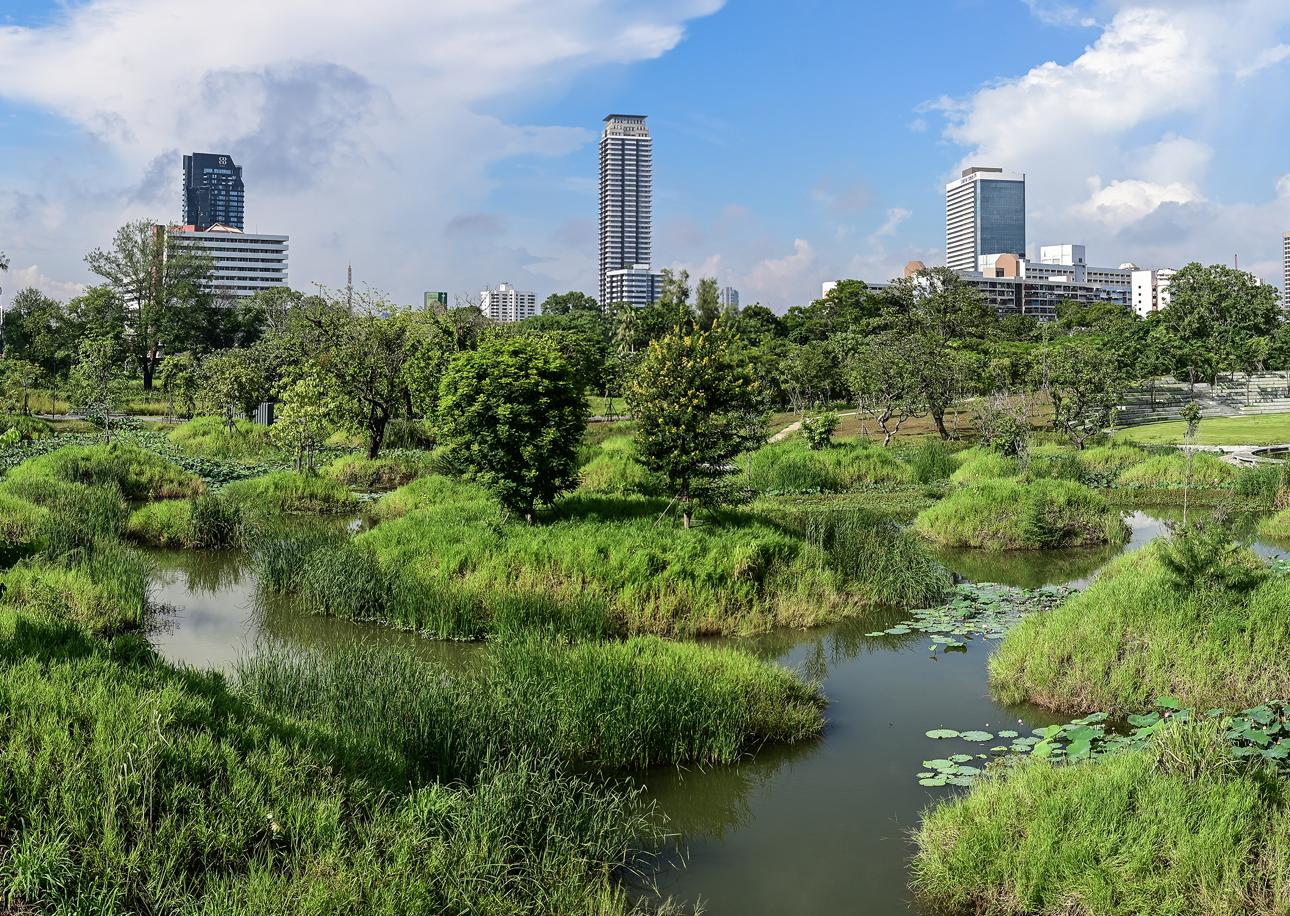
[2,0,1289,312]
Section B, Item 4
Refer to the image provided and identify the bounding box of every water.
[142,510,1288,916]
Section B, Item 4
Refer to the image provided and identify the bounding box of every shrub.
[169,416,271,459]
[1234,463,1283,503]
[914,730,1288,916]
[5,443,204,500]
[381,418,435,450]
[990,545,1290,712]
[800,412,839,450]
[914,478,1128,550]
[221,471,357,514]
[1027,451,1087,483]
[948,448,1020,484]
[1116,452,1240,490]
[0,414,53,441]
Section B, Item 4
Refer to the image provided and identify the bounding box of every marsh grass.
[0,476,129,554]
[237,637,824,772]
[915,478,1128,550]
[991,544,1290,712]
[322,451,437,490]
[578,436,664,497]
[0,540,151,634]
[169,416,272,459]
[1117,451,1240,490]
[741,440,910,495]
[222,471,358,514]
[126,495,244,549]
[0,609,666,915]
[914,722,1290,916]
[905,438,958,484]
[947,448,1020,484]
[5,443,204,500]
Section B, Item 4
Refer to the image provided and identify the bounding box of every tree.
[779,343,839,412]
[732,304,785,345]
[272,365,341,473]
[199,349,266,433]
[85,220,214,389]
[656,268,692,325]
[838,331,924,446]
[783,280,880,343]
[694,277,721,330]
[627,323,764,528]
[67,335,129,442]
[0,358,42,415]
[2,287,80,376]
[1047,343,1124,449]
[437,335,587,522]
[539,291,599,316]
[156,352,200,419]
[1163,263,1280,386]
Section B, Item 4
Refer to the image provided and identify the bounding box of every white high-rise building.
[599,114,658,306]
[168,223,288,300]
[1131,268,1176,318]
[1283,232,1289,299]
[945,166,1026,272]
[480,282,536,323]
[719,286,739,309]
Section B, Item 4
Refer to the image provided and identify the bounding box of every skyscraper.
[945,167,1026,272]
[183,152,245,231]
[599,114,658,306]
[1283,232,1289,300]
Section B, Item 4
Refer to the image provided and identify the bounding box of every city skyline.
[3,0,1290,311]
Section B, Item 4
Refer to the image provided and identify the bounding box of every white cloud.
[749,239,817,303]
[869,207,911,240]
[1022,0,1097,28]
[1237,43,1290,79]
[935,1,1290,280]
[0,264,87,309]
[0,0,723,303]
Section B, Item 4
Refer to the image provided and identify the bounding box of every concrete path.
[770,410,861,443]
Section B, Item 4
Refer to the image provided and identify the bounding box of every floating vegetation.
[916,698,1290,787]
[866,583,1071,653]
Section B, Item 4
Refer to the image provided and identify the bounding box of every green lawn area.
[1117,412,1290,446]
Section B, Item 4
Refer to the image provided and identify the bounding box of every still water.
[144,510,1287,916]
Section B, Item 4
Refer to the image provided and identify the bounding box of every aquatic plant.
[914,478,1127,550]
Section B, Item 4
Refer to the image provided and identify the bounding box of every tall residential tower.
[183,153,245,231]
[599,114,658,306]
[1283,232,1289,300]
[945,166,1026,272]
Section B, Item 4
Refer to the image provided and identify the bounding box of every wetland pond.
[145,509,1288,916]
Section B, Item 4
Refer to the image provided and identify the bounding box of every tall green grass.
[238,637,824,772]
[126,495,245,549]
[169,416,272,459]
[1117,451,1240,490]
[321,451,437,490]
[222,471,357,514]
[0,540,151,634]
[4,443,204,499]
[0,609,665,915]
[990,544,1290,712]
[914,723,1290,916]
[578,436,664,497]
[914,478,1128,550]
[947,448,1019,484]
[741,440,910,495]
[0,475,129,554]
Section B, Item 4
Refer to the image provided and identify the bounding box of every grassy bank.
[913,479,1128,550]
[126,495,245,549]
[258,475,951,638]
[239,637,824,772]
[4,443,205,500]
[169,416,273,459]
[222,471,357,514]
[914,722,1290,916]
[0,607,667,915]
[990,545,1290,712]
[740,440,912,495]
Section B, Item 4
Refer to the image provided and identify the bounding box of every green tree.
[85,220,214,389]
[779,343,839,412]
[838,331,924,446]
[272,364,341,472]
[539,291,599,316]
[1048,343,1125,449]
[732,304,785,345]
[1164,263,1280,386]
[0,358,43,415]
[156,353,200,419]
[695,277,721,330]
[199,349,266,433]
[437,335,587,522]
[67,335,129,442]
[783,280,881,343]
[627,324,765,528]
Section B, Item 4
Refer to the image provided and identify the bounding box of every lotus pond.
[144,508,1288,915]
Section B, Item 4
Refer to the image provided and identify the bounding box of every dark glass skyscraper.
[183,152,245,230]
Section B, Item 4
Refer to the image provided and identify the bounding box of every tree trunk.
[681,479,691,530]
[931,407,949,440]
[367,406,388,460]
[143,345,157,391]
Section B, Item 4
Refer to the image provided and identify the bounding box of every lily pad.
[925,729,960,740]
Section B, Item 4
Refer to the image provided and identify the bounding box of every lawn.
[1117,412,1290,446]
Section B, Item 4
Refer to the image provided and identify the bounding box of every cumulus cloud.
[1,264,86,309]
[934,1,1290,280]
[0,0,723,303]
[1022,0,1098,28]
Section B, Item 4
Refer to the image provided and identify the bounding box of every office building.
[1131,268,1176,318]
[183,153,245,231]
[1283,232,1289,300]
[603,264,661,308]
[945,166,1026,272]
[599,114,657,306]
[424,291,448,310]
[480,282,536,323]
[719,286,740,309]
[168,224,288,300]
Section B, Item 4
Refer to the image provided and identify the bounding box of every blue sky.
[2,0,1289,310]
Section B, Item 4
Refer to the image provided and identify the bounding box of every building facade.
[424,291,448,310]
[1283,232,1289,301]
[183,153,245,231]
[603,264,661,309]
[599,114,656,306]
[480,282,536,323]
[168,224,288,300]
[1131,268,1176,318]
[719,286,739,309]
[945,167,1026,272]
